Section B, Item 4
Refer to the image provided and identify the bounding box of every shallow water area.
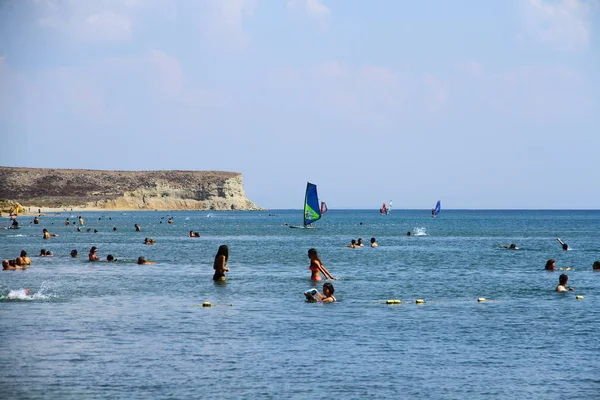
[1,210,600,399]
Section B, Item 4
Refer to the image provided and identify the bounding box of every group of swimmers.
[1,250,32,270]
[6,214,599,301]
[346,238,378,248]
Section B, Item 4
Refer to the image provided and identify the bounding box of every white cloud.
[197,0,257,47]
[36,1,133,41]
[148,50,185,97]
[84,11,132,41]
[34,0,256,48]
[457,61,483,75]
[288,0,330,29]
[361,66,398,84]
[315,61,347,78]
[519,0,594,51]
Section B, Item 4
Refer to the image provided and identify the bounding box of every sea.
[1,209,599,400]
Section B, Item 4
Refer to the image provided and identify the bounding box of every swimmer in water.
[106,255,117,262]
[544,259,556,271]
[70,249,78,258]
[308,248,336,281]
[593,261,600,271]
[370,237,378,248]
[556,273,573,292]
[16,250,31,266]
[346,239,357,248]
[89,246,99,261]
[134,224,141,232]
[212,245,229,281]
[137,256,155,265]
[42,228,51,239]
[500,244,519,250]
[304,282,336,303]
[556,238,569,251]
[2,260,15,270]
[356,238,364,247]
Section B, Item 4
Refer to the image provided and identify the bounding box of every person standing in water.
[308,248,336,281]
[212,245,230,281]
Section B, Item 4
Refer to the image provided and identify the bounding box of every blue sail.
[434,200,441,216]
[304,182,321,226]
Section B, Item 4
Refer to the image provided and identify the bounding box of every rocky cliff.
[0,167,262,211]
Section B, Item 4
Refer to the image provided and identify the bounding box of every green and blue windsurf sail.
[304,182,322,226]
[434,200,441,216]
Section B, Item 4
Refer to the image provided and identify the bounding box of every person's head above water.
[20,250,27,257]
[593,261,600,270]
[559,273,568,285]
[106,254,115,262]
[562,243,569,250]
[509,244,517,249]
[70,249,78,258]
[323,282,335,296]
[545,259,555,270]
[308,248,320,261]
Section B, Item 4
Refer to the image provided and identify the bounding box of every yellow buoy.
[477,298,486,302]
[565,267,571,271]
[386,299,401,304]
[202,302,212,307]
[576,296,584,300]
[415,299,424,304]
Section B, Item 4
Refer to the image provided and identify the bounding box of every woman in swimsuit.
[308,248,336,281]
[213,245,229,281]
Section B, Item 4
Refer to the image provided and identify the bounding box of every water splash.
[2,281,56,301]
[413,227,428,236]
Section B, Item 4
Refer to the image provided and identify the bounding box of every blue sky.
[1,0,599,209]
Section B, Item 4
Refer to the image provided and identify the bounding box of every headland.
[0,167,262,212]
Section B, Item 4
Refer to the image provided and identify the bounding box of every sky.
[0,0,599,209]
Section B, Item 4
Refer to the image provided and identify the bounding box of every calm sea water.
[1,210,599,399]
